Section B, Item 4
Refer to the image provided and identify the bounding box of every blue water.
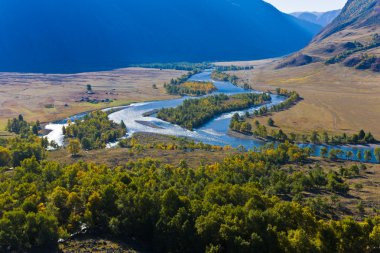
[47,70,379,163]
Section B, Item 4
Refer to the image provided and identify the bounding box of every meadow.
[0,68,184,129]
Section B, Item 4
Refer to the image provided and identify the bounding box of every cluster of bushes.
[63,111,127,150]
[119,135,233,152]
[165,81,217,96]
[1,117,51,167]
[211,71,239,84]
[214,65,254,71]
[164,69,211,96]
[211,70,252,90]
[308,130,376,145]
[130,62,212,71]
[157,93,271,130]
[344,54,380,72]
[247,89,300,118]
[326,35,380,72]
[6,115,40,138]
[320,148,377,163]
[0,136,46,167]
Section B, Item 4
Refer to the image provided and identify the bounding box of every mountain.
[0,0,321,73]
[290,10,341,27]
[279,0,380,72]
[313,0,380,42]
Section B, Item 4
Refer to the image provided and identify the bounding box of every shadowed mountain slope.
[0,0,320,73]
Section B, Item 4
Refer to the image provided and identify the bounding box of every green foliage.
[0,147,12,167]
[131,62,212,71]
[268,118,275,127]
[325,36,380,72]
[211,71,239,84]
[64,111,127,150]
[165,81,217,96]
[0,142,324,252]
[6,115,40,138]
[2,136,46,166]
[164,70,204,95]
[67,139,81,157]
[158,93,271,130]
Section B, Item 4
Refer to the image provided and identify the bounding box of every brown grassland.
[215,60,380,138]
[0,67,185,129]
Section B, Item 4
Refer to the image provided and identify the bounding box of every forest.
[157,93,271,130]
[165,81,217,96]
[2,115,380,252]
[63,111,127,150]
[3,137,380,253]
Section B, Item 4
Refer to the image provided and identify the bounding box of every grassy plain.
[215,60,380,138]
[0,68,185,129]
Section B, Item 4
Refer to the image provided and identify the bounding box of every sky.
[264,0,347,13]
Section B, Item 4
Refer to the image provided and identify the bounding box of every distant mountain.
[313,0,380,42]
[291,10,341,27]
[0,0,321,73]
[279,0,380,72]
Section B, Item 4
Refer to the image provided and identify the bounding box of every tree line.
[157,93,271,130]
[165,81,217,96]
[63,111,127,150]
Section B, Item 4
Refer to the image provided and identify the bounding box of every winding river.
[45,70,379,163]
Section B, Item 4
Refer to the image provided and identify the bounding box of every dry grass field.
[217,60,380,138]
[290,159,380,219]
[0,68,185,129]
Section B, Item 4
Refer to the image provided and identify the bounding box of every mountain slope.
[279,0,380,71]
[291,10,341,27]
[0,0,320,73]
[314,0,380,42]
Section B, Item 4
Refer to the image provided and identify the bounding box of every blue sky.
[264,0,347,13]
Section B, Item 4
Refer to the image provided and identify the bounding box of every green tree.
[346,151,354,160]
[0,146,12,167]
[310,131,319,144]
[374,147,380,163]
[320,147,328,158]
[68,139,81,157]
[267,118,275,127]
[357,151,362,161]
[364,150,372,162]
[240,122,252,133]
[322,131,329,144]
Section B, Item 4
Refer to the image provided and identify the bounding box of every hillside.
[280,0,380,72]
[217,0,380,138]
[0,0,320,73]
[291,10,341,27]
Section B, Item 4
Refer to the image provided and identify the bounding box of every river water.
[45,70,379,163]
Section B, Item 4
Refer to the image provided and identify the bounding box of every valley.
[1,0,380,252]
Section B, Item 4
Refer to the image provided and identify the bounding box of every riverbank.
[43,70,380,164]
[0,67,185,130]
[227,61,380,139]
